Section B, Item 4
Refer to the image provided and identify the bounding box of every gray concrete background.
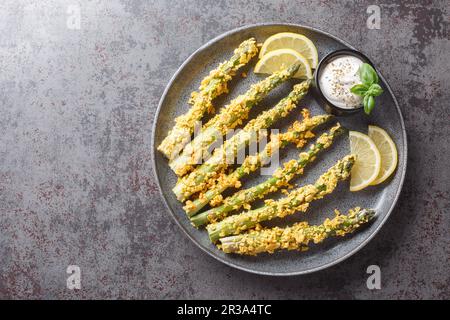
[0,0,448,299]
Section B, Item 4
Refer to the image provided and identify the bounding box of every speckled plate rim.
[151,23,408,276]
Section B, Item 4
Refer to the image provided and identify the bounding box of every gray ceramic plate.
[151,23,407,275]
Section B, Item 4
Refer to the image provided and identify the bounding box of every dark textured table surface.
[0,0,448,299]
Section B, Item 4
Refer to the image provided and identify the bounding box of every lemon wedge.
[259,32,319,68]
[349,131,381,191]
[368,125,398,185]
[254,48,313,79]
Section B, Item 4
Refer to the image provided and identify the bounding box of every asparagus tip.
[357,208,376,221]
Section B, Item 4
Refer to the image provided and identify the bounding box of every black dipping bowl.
[313,49,375,116]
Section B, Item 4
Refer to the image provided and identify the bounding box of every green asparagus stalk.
[173,81,311,202]
[169,63,301,177]
[158,38,259,160]
[207,155,356,242]
[219,207,375,255]
[182,114,333,215]
[191,124,346,227]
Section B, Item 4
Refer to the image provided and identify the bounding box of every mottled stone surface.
[0,0,448,299]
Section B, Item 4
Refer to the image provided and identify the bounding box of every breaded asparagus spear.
[183,114,333,215]
[191,124,345,227]
[173,81,311,202]
[158,38,259,160]
[169,63,301,177]
[219,207,375,255]
[207,155,356,242]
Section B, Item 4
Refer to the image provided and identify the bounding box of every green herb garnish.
[350,63,383,114]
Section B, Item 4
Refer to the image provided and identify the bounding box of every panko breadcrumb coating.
[219,207,375,255]
[158,38,259,160]
[190,124,345,227]
[207,155,356,242]
[169,63,301,177]
[173,81,311,203]
[183,114,333,217]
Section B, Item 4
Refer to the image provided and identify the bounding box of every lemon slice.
[259,32,319,68]
[349,131,381,191]
[368,125,398,185]
[254,48,312,79]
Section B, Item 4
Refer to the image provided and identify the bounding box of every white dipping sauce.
[319,55,364,109]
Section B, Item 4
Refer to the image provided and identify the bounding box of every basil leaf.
[363,95,370,113]
[358,63,378,86]
[364,95,375,114]
[368,95,375,111]
[367,83,383,97]
[350,84,368,96]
